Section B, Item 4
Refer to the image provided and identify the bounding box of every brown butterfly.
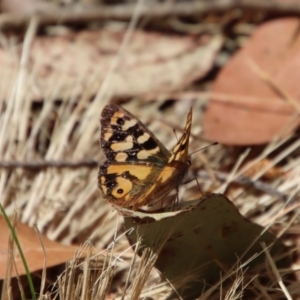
[98,104,192,210]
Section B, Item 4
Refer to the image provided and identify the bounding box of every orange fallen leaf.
[0,216,88,278]
[203,18,300,145]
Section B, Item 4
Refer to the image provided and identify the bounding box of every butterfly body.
[98,104,192,210]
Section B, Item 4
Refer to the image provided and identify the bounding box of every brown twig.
[197,169,288,201]
[0,160,98,170]
[2,0,300,30]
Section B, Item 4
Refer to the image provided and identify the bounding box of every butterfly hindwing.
[98,104,192,210]
[99,160,164,207]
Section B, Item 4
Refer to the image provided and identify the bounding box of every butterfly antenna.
[195,177,204,196]
[189,142,218,157]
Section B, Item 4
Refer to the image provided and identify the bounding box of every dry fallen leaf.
[0,216,87,278]
[0,0,55,13]
[125,194,291,299]
[203,18,300,145]
[0,30,223,101]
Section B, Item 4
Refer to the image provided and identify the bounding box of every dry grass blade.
[128,247,159,300]
[223,267,248,300]
[52,244,115,300]
[262,243,293,300]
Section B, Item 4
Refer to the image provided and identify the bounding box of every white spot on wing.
[137,133,150,144]
[115,152,128,162]
[111,142,133,151]
[122,119,137,130]
[137,150,150,159]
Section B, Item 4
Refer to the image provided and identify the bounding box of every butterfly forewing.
[100,104,170,164]
[98,104,193,210]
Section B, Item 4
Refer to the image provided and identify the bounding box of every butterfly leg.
[195,177,204,196]
[171,187,179,211]
[183,176,204,196]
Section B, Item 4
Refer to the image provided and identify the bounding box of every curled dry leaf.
[0,30,223,101]
[203,18,300,145]
[0,216,86,278]
[124,194,291,299]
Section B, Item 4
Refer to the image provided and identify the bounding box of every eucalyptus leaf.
[124,194,290,299]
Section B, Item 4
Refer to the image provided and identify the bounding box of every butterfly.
[98,104,192,210]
